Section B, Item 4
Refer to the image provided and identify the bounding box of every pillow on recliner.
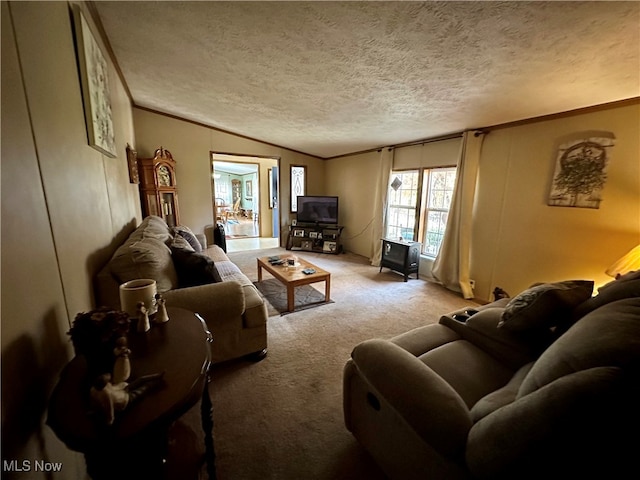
[171,247,221,287]
[497,280,594,332]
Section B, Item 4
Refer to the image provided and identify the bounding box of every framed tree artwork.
[72,5,117,157]
[548,136,615,209]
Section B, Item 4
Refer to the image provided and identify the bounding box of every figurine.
[493,287,510,301]
[112,336,131,384]
[90,374,129,425]
[90,372,165,425]
[136,301,150,333]
[154,293,169,323]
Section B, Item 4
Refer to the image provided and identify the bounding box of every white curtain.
[370,148,394,266]
[432,131,485,298]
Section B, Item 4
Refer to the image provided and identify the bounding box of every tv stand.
[286,224,343,254]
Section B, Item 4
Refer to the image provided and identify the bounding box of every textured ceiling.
[95,1,640,158]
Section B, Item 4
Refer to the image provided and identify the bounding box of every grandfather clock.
[138,146,180,227]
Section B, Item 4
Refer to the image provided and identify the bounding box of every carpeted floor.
[178,247,478,479]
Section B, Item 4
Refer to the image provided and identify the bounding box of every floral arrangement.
[68,306,131,376]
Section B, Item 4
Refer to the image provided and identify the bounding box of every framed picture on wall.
[268,168,274,209]
[72,5,117,157]
[246,180,253,198]
[126,144,139,183]
[547,136,615,209]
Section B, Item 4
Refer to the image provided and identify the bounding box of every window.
[422,167,456,257]
[385,166,456,257]
[386,171,419,241]
[290,165,306,212]
[214,175,230,202]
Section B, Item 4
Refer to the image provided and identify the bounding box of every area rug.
[254,278,334,315]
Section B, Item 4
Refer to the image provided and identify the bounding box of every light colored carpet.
[181,247,478,479]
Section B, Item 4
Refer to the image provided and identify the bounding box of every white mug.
[119,279,157,317]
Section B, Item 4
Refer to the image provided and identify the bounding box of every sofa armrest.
[351,339,472,457]
[195,233,207,250]
[440,308,549,369]
[162,281,245,326]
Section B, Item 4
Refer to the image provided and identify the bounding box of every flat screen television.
[297,196,339,225]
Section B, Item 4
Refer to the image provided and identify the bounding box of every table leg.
[325,276,331,303]
[257,262,263,282]
[287,284,295,312]
[201,372,217,480]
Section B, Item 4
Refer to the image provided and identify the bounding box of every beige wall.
[327,102,640,302]
[2,2,138,477]
[325,151,383,257]
[472,103,640,300]
[132,108,325,245]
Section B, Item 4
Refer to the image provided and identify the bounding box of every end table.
[47,307,216,479]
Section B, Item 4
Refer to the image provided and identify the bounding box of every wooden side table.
[47,307,215,479]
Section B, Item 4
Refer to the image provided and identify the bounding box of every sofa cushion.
[470,362,533,422]
[497,280,594,332]
[517,297,640,397]
[173,225,202,252]
[109,237,178,293]
[467,366,634,479]
[171,247,222,287]
[138,215,173,244]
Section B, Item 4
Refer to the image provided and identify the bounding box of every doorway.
[211,153,280,252]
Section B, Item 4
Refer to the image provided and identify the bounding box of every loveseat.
[343,273,640,479]
[95,215,268,363]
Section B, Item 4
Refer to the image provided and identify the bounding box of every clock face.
[157,165,171,186]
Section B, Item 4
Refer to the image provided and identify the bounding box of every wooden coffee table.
[257,255,331,313]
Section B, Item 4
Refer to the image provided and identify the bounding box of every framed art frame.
[323,241,337,253]
[73,5,117,157]
[245,180,253,198]
[547,136,615,209]
[290,165,307,212]
[268,168,274,209]
[294,229,305,237]
[126,144,139,184]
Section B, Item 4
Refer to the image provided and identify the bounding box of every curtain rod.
[387,131,465,150]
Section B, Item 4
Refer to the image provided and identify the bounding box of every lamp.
[605,244,640,278]
[119,279,157,317]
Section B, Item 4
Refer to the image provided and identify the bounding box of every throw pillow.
[173,226,202,252]
[497,280,594,332]
[171,248,222,287]
[171,234,195,252]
